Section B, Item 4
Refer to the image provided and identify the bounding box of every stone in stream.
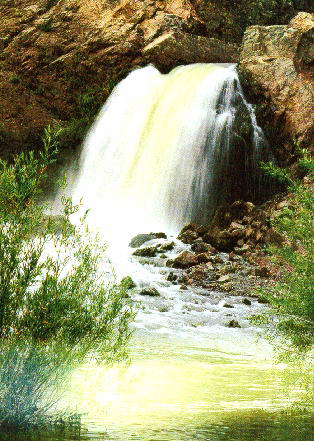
[158,241,175,252]
[129,232,167,248]
[223,303,234,308]
[227,320,241,328]
[169,251,199,269]
[133,246,159,257]
[242,298,252,306]
[166,272,178,283]
[139,287,160,297]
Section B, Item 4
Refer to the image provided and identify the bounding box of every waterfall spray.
[72,64,268,239]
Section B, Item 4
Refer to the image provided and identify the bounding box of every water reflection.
[0,410,313,441]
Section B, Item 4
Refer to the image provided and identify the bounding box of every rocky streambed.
[119,198,288,334]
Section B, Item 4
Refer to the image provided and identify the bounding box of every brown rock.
[239,12,314,155]
[171,251,199,269]
[255,266,271,278]
[191,240,213,254]
[230,221,244,230]
[227,319,241,328]
[245,227,254,238]
[197,252,212,264]
[178,225,199,244]
[265,227,286,246]
[142,31,239,70]
[0,0,240,157]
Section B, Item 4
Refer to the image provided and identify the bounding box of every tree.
[0,127,134,427]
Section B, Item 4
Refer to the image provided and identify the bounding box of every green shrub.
[256,151,314,359]
[0,127,134,427]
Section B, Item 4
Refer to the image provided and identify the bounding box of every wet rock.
[158,241,175,252]
[133,246,159,257]
[242,298,252,305]
[230,221,245,230]
[177,274,189,284]
[203,228,237,251]
[223,282,234,292]
[191,239,213,254]
[206,262,214,270]
[139,287,160,297]
[129,232,167,248]
[180,285,188,290]
[223,303,234,308]
[170,251,199,269]
[197,252,212,264]
[121,276,136,290]
[211,255,224,264]
[166,271,178,283]
[178,224,199,244]
[227,319,241,328]
[187,265,209,284]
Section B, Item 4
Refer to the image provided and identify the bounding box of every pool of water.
[1,333,312,441]
[41,332,308,441]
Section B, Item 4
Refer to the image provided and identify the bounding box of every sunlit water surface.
[1,334,313,441]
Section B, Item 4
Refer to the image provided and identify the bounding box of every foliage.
[58,88,105,151]
[256,150,314,359]
[0,126,134,427]
[217,0,313,37]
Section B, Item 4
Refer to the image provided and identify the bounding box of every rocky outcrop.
[239,12,314,161]
[142,31,238,70]
[176,197,293,255]
[0,0,240,156]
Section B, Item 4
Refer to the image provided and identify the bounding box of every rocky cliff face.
[0,1,312,158]
[0,0,238,156]
[239,12,314,164]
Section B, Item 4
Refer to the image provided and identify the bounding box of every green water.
[2,334,310,441]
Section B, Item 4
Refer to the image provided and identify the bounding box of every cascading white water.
[72,63,267,241]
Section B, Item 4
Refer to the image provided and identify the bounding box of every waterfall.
[72,63,268,239]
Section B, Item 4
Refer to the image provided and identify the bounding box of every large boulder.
[239,12,314,162]
[142,31,238,70]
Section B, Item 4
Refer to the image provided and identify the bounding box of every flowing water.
[71,63,267,238]
[30,63,313,440]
